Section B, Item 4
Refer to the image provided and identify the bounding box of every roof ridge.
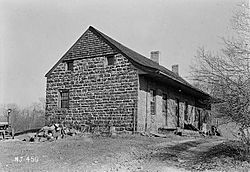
[89,26,192,85]
[89,26,209,97]
[45,25,209,97]
[89,26,180,75]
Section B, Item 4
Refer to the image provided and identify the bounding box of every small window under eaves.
[107,55,115,66]
[66,61,74,71]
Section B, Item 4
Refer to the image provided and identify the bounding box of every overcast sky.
[0,0,243,107]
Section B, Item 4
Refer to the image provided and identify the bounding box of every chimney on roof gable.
[172,64,179,76]
[150,51,160,64]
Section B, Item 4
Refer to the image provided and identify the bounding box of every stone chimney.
[150,51,160,64]
[172,64,179,75]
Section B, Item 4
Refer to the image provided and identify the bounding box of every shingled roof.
[45,26,210,98]
[88,26,209,97]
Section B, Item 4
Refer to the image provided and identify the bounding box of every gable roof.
[45,26,210,98]
[88,26,210,97]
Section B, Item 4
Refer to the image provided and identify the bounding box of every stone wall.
[137,75,204,132]
[46,53,138,131]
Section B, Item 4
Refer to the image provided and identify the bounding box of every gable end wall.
[46,53,138,131]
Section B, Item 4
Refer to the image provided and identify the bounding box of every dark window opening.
[162,94,167,113]
[176,99,180,127]
[150,90,156,115]
[184,101,188,121]
[162,94,168,125]
[60,90,69,108]
[203,111,209,123]
[66,61,73,71]
[195,108,200,122]
[196,109,202,130]
[107,55,115,66]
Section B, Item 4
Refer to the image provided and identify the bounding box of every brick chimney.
[172,64,179,75]
[150,51,160,64]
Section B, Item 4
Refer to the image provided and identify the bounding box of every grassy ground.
[149,138,250,172]
[0,134,249,172]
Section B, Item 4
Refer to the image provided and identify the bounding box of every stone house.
[45,26,211,133]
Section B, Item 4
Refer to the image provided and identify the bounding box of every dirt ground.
[0,134,249,172]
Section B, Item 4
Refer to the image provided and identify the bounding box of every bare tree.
[190,2,250,157]
[0,98,45,133]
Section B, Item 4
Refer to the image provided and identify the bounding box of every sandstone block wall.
[46,53,138,131]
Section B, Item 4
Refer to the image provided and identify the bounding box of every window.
[162,94,167,113]
[195,108,200,122]
[195,108,201,129]
[66,61,73,71]
[162,94,168,125]
[176,99,180,127]
[107,55,115,66]
[150,89,156,115]
[184,101,188,121]
[59,90,69,108]
[203,110,209,123]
